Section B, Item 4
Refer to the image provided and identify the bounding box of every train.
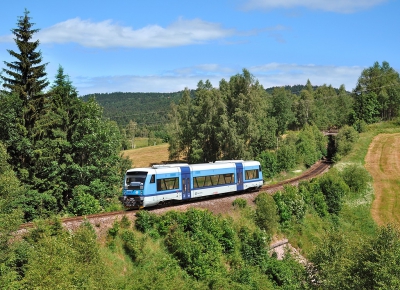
[121,160,264,209]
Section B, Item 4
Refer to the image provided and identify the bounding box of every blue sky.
[0,0,398,95]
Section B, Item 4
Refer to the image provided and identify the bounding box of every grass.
[341,121,400,165]
[122,142,169,168]
[336,122,400,226]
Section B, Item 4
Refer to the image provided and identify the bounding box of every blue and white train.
[121,160,263,208]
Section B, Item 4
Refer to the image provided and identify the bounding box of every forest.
[1,10,400,289]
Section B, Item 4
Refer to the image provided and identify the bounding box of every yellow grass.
[365,133,400,226]
[122,143,170,168]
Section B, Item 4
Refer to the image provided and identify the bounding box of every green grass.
[341,121,400,165]
[130,137,165,149]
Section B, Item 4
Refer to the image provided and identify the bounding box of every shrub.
[299,180,328,218]
[277,143,297,172]
[254,193,279,236]
[67,185,101,216]
[340,164,372,194]
[273,185,306,224]
[257,150,278,179]
[232,198,247,209]
[135,210,158,233]
[334,125,359,160]
[319,169,349,215]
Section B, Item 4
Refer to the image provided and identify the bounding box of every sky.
[0,0,399,96]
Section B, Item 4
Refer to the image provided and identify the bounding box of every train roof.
[125,160,260,174]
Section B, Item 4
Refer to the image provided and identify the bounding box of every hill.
[80,91,194,127]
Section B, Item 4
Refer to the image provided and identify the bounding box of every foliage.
[264,253,308,289]
[318,169,349,215]
[168,70,277,162]
[277,141,297,173]
[269,87,295,136]
[256,150,278,179]
[273,185,306,225]
[254,192,279,236]
[67,185,101,216]
[310,225,400,289]
[0,20,130,220]
[0,143,23,289]
[340,164,372,194]
[296,124,326,167]
[232,198,248,209]
[333,125,359,161]
[352,61,400,123]
[298,180,329,218]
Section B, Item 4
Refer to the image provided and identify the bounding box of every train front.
[121,170,148,209]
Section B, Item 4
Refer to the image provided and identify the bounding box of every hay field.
[122,143,169,168]
[365,133,400,226]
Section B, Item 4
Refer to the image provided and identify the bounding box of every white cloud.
[0,34,13,43]
[250,63,363,90]
[73,63,364,95]
[242,0,388,13]
[35,17,236,48]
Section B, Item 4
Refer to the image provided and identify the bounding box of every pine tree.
[1,9,49,173]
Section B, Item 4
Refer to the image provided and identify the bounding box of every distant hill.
[82,85,344,127]
[81,91,191,127]
[264,84,344,95]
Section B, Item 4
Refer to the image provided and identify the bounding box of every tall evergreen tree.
[1,9,49,131]
[1,10,49,176]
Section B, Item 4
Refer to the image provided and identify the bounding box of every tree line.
[167,63,400,170]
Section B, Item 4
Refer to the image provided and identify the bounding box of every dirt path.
[365,133,400,226]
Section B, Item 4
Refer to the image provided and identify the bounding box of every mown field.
[122,140,169,168]
[333,121,400,227]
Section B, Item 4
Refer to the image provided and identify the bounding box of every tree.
[270,87,295,136]
[0,142,23,288]
[353,61,400,123]
[126,120,137,149]
[295,80,315,128]
[1,10,50,180]
[1,9,49,140]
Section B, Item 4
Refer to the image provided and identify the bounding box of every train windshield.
[125,171,148,189]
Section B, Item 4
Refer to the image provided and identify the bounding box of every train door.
[235,163,244,191]
[180,166,191,200]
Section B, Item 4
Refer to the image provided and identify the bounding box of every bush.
[277,143,297,172]
[67,185,101,216]
[340,164,372,194]
[232,198,247,209]
[273,185,306,224]
[319,170,349,215]
[257,150,278,179]
[298,180,329,218]
[254,193,279,236]
[334,125,359,160]
[135,210,158,233]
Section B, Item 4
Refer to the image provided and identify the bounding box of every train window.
[223,173,234,184]
[157,177,179,191]
[126,171,147,183]
[193,173,234,188]
[150,174,155,183]
[245,169,259,180]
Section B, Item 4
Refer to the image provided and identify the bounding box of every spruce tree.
[0,9,51,182]
[1,9,49,133]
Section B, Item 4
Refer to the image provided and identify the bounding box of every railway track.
[18,160,331,231]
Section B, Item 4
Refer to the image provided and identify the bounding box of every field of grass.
[122,142,169,168]
[336,121,400,227]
